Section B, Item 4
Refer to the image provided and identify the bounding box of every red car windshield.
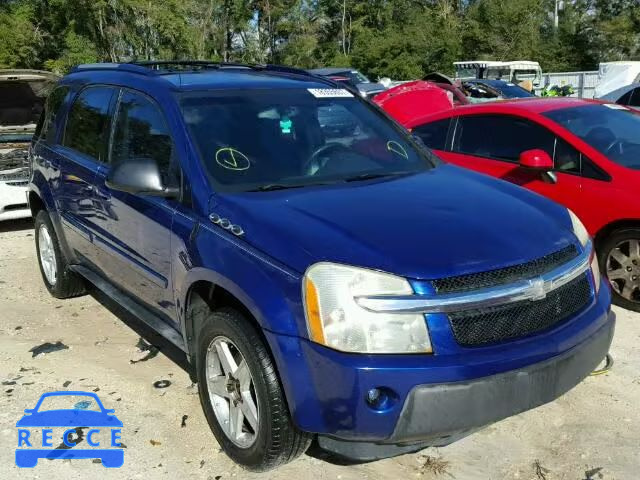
[544,104,640,170]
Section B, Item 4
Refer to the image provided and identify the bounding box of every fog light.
[365,387,398,411]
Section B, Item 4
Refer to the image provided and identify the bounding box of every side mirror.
[105,157,179,198]
[519,149,553,171]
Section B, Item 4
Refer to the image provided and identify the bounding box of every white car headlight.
[568,209,600,291]
[303,263,432,354]
[568,209,589,247]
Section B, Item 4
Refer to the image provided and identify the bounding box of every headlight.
[568,209,600,291]
[303,263,432,354]
[590,251,601,293]
[568,209,589,247]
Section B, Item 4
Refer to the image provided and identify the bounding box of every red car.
[400,98,640,311]
[373,81,456,124]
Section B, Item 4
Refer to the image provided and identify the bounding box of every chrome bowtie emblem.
[528,278,547,301]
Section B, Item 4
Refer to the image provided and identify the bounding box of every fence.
[522,71,599,98]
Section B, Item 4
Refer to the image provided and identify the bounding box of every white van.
[454,60,543,86]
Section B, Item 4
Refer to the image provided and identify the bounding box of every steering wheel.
[303,142,353,176]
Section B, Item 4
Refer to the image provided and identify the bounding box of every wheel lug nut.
[627,266,633,272]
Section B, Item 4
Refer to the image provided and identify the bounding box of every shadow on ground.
[0,217,33,233]
[88,286,193,377]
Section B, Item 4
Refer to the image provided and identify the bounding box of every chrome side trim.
[356,242,592,314]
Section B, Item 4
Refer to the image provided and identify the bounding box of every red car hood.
[374,80,454,126]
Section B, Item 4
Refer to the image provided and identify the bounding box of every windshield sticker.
[604,103,629,111]
[215,147,250,171]
[307,88,353,98]
[386,141,408,159]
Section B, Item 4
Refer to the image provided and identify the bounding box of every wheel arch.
[182,276,299,419]
[28,190,45,217]
[594,219,640,252]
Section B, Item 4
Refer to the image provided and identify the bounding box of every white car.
[0,70,58,221]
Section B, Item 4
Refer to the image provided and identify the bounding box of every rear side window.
[63,87,115,162]
[35,86,70,143]
[111,90,177,185]
[453,115,555,162]
[413,119,450,150]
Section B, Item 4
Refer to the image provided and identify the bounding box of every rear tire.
[598,228,640,312]
[195,306,311,471]
[34,210,86,299]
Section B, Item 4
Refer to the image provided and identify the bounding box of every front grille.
[448,274,591,347]
[433,245,578,294]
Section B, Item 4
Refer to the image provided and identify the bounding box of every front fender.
[172,217,306,342]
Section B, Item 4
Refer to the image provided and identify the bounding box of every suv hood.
[217,165,577,280]
[0,69,59,135]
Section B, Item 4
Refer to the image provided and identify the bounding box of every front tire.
[599,228,640,312]
[196,307,311,471]
[34,210,86,299]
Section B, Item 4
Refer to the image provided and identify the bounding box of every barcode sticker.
[307,88,354,98]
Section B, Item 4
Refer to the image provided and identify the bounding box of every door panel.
[444,114,585,214]
[91,89,178,322]
[441,150,584,213]
[57,87,117,263]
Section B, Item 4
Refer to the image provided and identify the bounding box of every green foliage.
[0,0,639,78]
[44,29,98,74]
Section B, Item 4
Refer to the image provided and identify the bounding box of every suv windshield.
[544,104,640,170]
[181,88,435,192]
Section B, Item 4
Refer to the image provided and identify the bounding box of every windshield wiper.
[343,171,412,183]
[248,183,307,192]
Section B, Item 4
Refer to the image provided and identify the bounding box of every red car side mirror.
[519,149,554,171]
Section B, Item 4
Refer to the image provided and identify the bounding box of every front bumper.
[0,180,30,221]
[318,311,614,460]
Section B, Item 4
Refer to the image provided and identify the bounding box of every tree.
[0,0,638,78]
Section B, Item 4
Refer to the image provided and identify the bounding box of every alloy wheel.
[38,224,57,286]
[206,336,259,448]
[606,239,640,303]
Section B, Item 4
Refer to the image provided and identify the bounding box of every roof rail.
[71,61,326,82]
[71,63,156,75]
[131,60,314,77]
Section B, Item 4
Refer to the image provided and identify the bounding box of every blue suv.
[28,61,614,471]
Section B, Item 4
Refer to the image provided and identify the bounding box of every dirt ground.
[0,218,638,480]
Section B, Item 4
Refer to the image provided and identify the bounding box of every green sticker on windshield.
[280,117,292,134]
